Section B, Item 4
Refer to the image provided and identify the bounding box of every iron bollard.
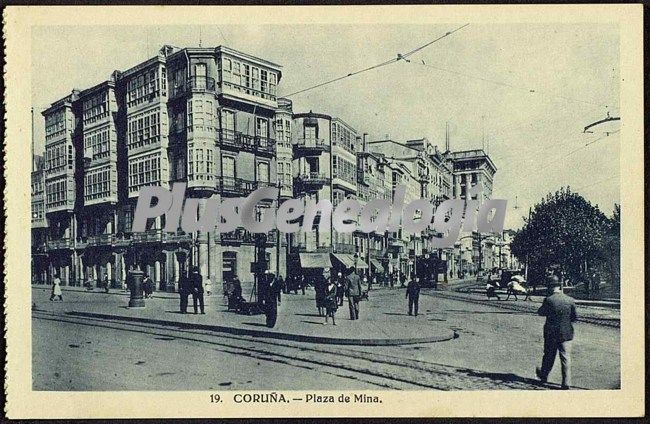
[128,269,145,308]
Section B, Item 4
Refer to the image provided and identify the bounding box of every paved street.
[32,285,619,391]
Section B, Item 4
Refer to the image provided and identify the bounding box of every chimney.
[363,133,368,152]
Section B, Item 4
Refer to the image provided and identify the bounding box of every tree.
[510,187,615,287]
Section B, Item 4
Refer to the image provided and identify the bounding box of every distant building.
[446,149,498,276]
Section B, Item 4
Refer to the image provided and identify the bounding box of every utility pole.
[525,207,531,281]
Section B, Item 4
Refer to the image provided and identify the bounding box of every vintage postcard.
[3,4,645,419]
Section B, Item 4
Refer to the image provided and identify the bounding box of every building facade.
[37,45,283,290]
[33,44,500,290]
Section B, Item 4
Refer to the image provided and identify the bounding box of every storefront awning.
[370,259,385,273]
[331,253,355,269]
[332,253,369,269]
[299,253,332,268]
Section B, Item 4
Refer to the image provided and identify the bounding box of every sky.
[31,23,620,230]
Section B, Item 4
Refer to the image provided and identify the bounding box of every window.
[84,167,112,201]
[127,68,164,107]
[256,118,268,138]
[83,92,110,125]
[252,67,260,91]
[45,110,66,139]
[222,58,232,82]
[257,162,270,184]
[260,69,268,93]
[83,127,111,160]
[128,153,161,194]
[127,109,162,150]
[194,63,207,88]
[242,64,250,89]
[221,110,235,135]
[232,62,241,86]
[304,125,317,141]
[269,72,277,95]
[221,156,236,178]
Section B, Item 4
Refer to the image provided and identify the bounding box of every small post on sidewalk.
[128,269,145,308]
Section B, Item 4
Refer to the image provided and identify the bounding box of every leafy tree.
[510,187,617,287]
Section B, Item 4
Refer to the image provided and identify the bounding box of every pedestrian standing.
[535,275,577,389]
[346,268,363,320]
[315,270,327,316]
[103,274,110,293]
[276,275,284,304]
[406,276,421,316]
[143,274,154,299]
[178,272,190,314]
[189,267,205,314]
[204,276,212,296]
[335,272,345,306]
[50,274,63,301]
[324,276,338,325]
[264,271,279,328]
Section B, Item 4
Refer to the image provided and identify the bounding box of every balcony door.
[221,110,235,139]
[256,117,268,139]
[222,155,236,191]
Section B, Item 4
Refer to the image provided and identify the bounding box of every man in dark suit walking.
[346,268,363,320]
[189,266,205,314]
[406,276,421,316]
[178,271,190,314]
[536,275,577,389]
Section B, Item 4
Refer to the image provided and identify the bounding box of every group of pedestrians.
[178,267,206,314]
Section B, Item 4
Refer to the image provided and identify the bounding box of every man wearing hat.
[189,266,205,315]
[535,275,577,389]
[345,267,363,320]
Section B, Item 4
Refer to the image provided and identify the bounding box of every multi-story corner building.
[31,154,48,283]
[289,112,370,276]
[446,149,498,277]
[76,77,121,287]
[42,91,82,285]
[274,98,295,273]
[356,148,392,277]
[37,45,283,289]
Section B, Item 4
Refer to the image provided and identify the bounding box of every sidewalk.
[32,285,455,346]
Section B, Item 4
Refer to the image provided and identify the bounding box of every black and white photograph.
[3,4,644,419]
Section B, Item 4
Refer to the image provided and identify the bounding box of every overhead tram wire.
[572,175,619,192]
[411,61,610,109]
[281,23,470,99]
[526,130,620,176]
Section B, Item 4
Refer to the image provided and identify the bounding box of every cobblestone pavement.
[32,286,620,391]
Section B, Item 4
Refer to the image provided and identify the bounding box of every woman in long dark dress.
[315,271,326,316]
[324,277,338,325]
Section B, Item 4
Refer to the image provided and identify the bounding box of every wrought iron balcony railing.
[46,238,73,250]
[218,129,276,155]
[219,177,258,197]
[131,229,163,243]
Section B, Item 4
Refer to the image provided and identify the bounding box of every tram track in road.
[425,288,620,328]
[32,309,545,391]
